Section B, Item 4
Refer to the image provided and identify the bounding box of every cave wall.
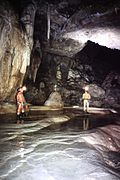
[28,42,120,108]
[36,0,120,57]
[23,0,120,108]
[0,0,120,108]
[0,0,37,102]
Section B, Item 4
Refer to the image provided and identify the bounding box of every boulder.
[102,72,120,90]
[44,92,64,108]
[104,88,120,108]
[102,72,120,107]
[89,84,105,98]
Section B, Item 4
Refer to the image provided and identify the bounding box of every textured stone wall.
[31,43,120,108]
[0,0,37,102]
[0,0,120,108]
[35,1,120,57]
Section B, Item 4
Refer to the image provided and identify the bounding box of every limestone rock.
[42,1,120,57]
[104,88,120,108]
[89,84,105,98]
[90,100,104,108]
[102,72,120,90]
[0,1,31,102]
[44,92,64,108]
[20,0,37,49]
[102,72,120,107]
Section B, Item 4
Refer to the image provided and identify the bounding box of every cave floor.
[0,107,120,180]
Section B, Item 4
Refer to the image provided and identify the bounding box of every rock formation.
[0,0,36,102]
[44,91,64,108]
[40,0,120,57]
[0,0,120,108]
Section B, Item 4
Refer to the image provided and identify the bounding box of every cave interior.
[0,0,120,108]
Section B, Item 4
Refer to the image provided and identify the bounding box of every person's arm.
[82,93,85,100]
[88,94,91,100]
[23,95,27,104]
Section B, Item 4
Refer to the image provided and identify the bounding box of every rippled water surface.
[0,109,120,180]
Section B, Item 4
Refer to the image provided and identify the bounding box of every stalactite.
[29,40,42,83]
[47,3,50,41]
[21,0,37,50]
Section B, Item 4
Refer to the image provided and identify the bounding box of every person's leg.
[21,104,26,117]
[83,100,87,111]
[83,100,85,111]
[86,101,89,112]
[16,104,22,119]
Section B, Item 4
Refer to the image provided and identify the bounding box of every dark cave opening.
[75,41,120,84]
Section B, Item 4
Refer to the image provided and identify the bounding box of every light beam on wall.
[63,27,120,50]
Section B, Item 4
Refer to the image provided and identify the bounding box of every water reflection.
[83,116,89,130]
[43,114,117,133]
[16,136,25,158]
[0,111,120,180]
[16,119,24,124]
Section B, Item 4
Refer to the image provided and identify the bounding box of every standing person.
[82,86,91,112]
[16,85,27,119]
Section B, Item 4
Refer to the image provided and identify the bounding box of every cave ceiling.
[10,0,120,57]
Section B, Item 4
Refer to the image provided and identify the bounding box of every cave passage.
[0,0,120,179]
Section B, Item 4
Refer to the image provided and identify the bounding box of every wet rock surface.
[0,110,120,180]
[0,0,33,102]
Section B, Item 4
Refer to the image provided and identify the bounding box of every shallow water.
[0,109,120,180]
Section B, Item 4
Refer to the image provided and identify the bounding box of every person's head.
[22,85,27,92]
[17,86,22,92]
[84,86,89,92]
[17,85,27,93]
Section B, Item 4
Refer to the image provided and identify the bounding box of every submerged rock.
[82,124,120,152]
